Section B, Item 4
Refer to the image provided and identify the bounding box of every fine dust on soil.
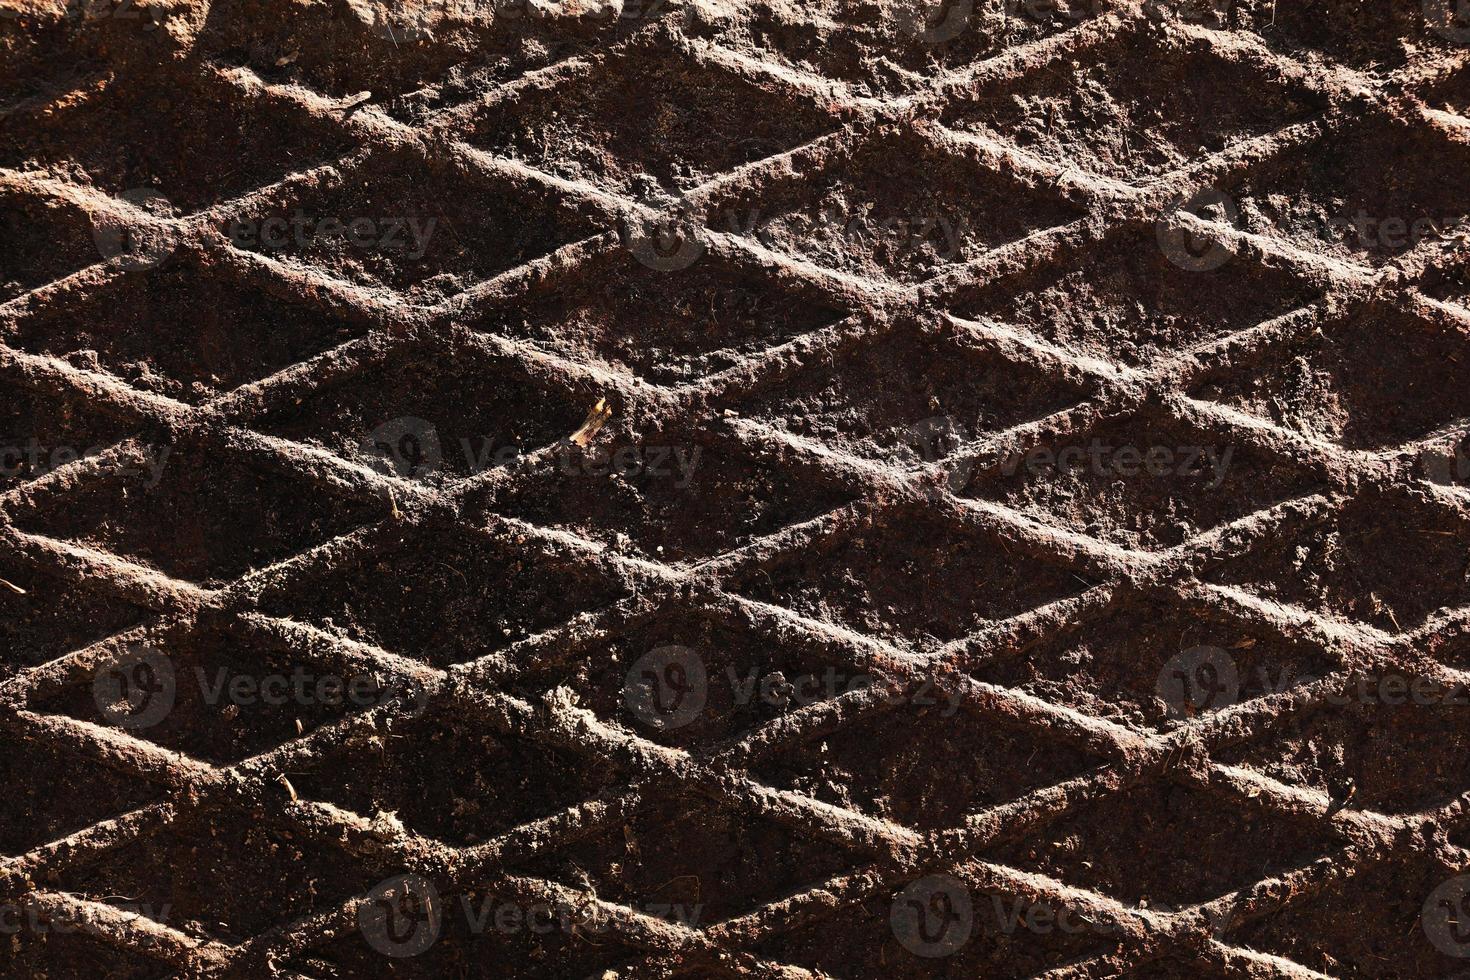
[3,1,1470,979]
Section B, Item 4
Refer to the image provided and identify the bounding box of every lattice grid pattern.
[4,0,1470,976]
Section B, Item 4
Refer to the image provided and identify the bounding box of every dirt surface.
[4,1,1470,978]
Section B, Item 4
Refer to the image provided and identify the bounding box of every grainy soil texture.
[4,0,1470,977]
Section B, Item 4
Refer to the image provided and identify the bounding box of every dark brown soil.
[10,433,389,586]
[971,586,1340,730]
[942,23,1327,182]
[735,503,1097,646]
[5,2,1470,979]
[8,254,376,404]
[250,519,632,668]
[706,124,1089,283]
[1189,298,1470,450]
[0,190,101,303]
[955,221,1320,367]
[468,34,843,196]
[225,145,603,302]
[477,243,850,385]
[724,320,1091,462]
[1221,112,1470,267]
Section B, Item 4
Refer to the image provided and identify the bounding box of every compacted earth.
[4,0,1470,977]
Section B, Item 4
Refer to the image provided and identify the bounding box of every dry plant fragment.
[339,90,374,112]
[570,397,613,447]
[0,578,26,595]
